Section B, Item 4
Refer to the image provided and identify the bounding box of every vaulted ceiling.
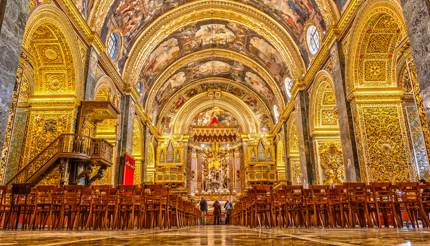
[73,0,340,134]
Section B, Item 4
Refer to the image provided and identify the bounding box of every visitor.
[213,200,221,225]
[224,200,233,224]
[199,197,208,225]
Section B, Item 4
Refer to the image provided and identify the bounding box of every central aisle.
[1,226,430,245]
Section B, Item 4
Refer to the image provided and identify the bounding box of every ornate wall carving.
[287,112,302,184]
[354,104,412,182]
[309,71,343,184]
[315,141,344,184]
[21,110,75,168]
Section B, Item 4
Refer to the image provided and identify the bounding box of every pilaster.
[331,42,361,181]
[0,0,28,153]
[296,91,315,184]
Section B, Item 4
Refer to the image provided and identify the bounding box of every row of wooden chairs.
[231,182,430,228]
[0,184,200,230]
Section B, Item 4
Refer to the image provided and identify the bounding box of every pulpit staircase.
[6,134,113,187]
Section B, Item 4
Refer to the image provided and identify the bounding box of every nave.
[0,226,430,245]
[3,0,430,244]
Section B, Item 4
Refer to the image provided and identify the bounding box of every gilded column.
[141,123,147,184]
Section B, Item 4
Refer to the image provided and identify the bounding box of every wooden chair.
[130,185,145,229]
[7,189,36,230]
[368,182,399,228]
[77,187,93,230]
[345,183,371,228]
[286,185,306,227]
[0,186,10,229]
[307,185,331,227]
[419,183,430,227]
[328,185,349,227]
[395,182,429,228]
[116,185,135,229]
[272,186,288,227]
[144,186,169,228]
[58,185,82,230]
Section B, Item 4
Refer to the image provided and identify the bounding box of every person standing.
[224,200,233,224]
[199,197,208,225]
[213,200,221,225]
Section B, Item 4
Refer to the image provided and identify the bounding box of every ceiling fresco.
[149,57,278,112]
[101,0,326,69]
[137,20,291,99]
[72,0,93,19]
[190,107,240,129]
[157,81,274,135]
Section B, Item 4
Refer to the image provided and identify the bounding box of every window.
[107,32,120,59]
[284,77,292,98]
[273,105,279,122]
[306,25,320,55]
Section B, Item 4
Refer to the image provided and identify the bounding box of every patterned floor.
[0,226,430,245]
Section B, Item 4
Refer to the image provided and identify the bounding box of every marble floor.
[0,226,429,245]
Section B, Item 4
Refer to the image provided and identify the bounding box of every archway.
[287,112,302,185]
[347,0,413,182]
[2,5,84,184]
[309,71,344,184]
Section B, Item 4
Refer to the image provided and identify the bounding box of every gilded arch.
[122,0,307,85]
[309,70,343,184]
[144,49,285,113]
[346,0,413,182]
[23,4,84,99]
[286,111,302,184]
[173,92,259,135]
[347,0,408,93]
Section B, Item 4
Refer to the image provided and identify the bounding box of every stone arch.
[8,5,85,184]
[145,140,156,183]
[309,71,340,132]
[172,92,259,135]
[276,137,286,182]
[309,71,344,184]
[346,0,413,182]
[347,0,407,93]
[132,119,144,184]
[286,112,302,185]
[23,4,84,98]
[144,49,285,113]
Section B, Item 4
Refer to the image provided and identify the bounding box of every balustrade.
[6,134,113,186]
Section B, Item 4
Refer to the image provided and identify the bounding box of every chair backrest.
[345,182,368,202]
[419,183,430,202]
[309,185,330,203]
[369,182,393,202]
[396,182,419,202]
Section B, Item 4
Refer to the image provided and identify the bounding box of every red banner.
[123,153,135,185]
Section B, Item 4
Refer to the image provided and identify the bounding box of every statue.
[320,144,344,185]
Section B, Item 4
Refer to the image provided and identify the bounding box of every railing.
[91,138,114,166]
[6,134,113,186]
[156,167,185,183]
